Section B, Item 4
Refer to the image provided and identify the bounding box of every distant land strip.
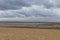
[0,21,60,29]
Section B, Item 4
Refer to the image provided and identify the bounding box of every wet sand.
[0,28,60,40]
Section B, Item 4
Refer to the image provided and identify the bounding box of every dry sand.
[0,28,60,40]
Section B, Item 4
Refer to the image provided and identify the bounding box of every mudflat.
[0,28,60,40]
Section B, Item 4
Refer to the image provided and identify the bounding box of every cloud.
[0,5,59,18]
[0,0,60,10]
[0,0,31,10]
[0,0,60,22]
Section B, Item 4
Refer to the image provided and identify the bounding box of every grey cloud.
[0,0,60,10]
[54,0,60,8]
[0,0,30,10]
[0,5,58,18]
[0,0,60,22]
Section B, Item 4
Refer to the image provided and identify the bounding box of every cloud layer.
[0,0,60,22]
[0,0,60,10]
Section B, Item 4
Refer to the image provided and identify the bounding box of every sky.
[0,0,60,22]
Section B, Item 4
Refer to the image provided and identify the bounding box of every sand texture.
[0,28,60,40]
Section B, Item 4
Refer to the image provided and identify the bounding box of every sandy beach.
[0,28,60,40]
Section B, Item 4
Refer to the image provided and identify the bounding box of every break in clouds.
[0,0,60,22]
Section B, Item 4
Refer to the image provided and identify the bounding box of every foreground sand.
[0,28,60,40]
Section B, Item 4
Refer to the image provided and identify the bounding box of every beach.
[0,21,60,40]
[0,28,60,40]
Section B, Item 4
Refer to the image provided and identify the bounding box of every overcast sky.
[0,0,60,22]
